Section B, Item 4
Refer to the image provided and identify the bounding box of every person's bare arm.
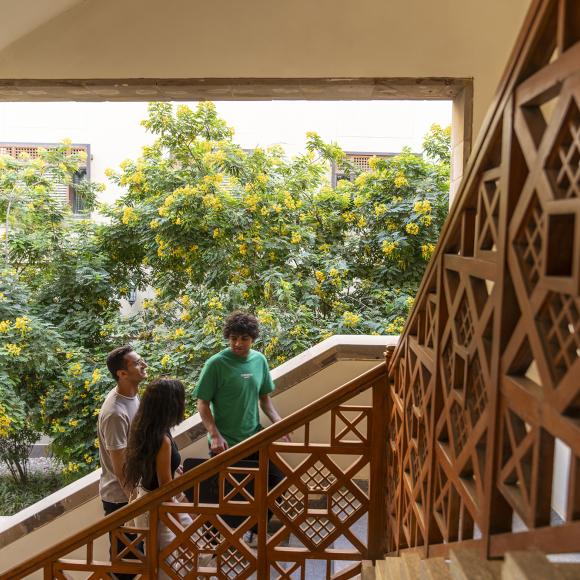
[259,395,291,442]
[197,399,229,454]
[109,448,131,498]
[155,435,173,488]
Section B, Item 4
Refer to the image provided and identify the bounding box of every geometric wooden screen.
[3,364,387,579]
[388,0,580,558]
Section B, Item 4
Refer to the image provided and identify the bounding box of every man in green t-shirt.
[195,311,289,545]
[195,310,290,454]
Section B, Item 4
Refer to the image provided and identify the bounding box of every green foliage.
[0,106,450,483]
[0,144,118,479]
[100,102,450,371]
[0,471,64,516]
[0,422,39,483]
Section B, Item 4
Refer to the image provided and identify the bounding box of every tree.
[100,102,450,381]
[0,107,450,481]
[0,144,117,479]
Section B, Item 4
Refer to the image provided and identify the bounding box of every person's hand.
[279,432,292,443]
[210,433,229,454]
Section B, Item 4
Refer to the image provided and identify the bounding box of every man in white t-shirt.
[98,344,147,579]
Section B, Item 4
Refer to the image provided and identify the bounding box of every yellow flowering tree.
[101,104,449,372]
[0,146,120,482]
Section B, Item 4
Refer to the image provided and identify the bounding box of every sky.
[0,100,452,203]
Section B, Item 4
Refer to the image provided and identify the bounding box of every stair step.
[401,552,422,580]
[450,548,501,579]
[419,557,451,579]
[376,556,402,579]
[555,564,580,580]
[503,550,578,580]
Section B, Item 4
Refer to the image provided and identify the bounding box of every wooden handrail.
[3,361,386,579]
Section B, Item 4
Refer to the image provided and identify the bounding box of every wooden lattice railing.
[387,0,580,560]
[3,362,388,579]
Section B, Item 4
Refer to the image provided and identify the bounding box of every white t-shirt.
[97,387,139,503]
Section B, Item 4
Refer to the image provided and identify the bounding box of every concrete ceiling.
[0,0,84,52]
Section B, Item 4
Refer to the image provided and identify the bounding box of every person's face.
[228,333,254,358]
[119,351,148,384]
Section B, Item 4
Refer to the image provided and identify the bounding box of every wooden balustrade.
[387,0,580,561]
[2,362,388,579]
[4,0,580,577]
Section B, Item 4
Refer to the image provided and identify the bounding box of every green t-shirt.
[194,348,275,447]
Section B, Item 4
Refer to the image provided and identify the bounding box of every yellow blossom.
[374,203,387,217]
[421,214,432,226]
[291,232,302,244]
[257,309,275,326]
[273,204,282,213]
[0,320,11,333]
[213,228,221,238]
[84,454,93,464]
[263,282,272,300]
[91,368,102,384]
[394,172,409,188]
[0,292,6,302]
[69,419,79,428]
[264,336,279,356]
[406,222,420,235]
[208,297,223,310]
[181,311,191,322]
[174,328,186,339]
[381,240,398,257]
[0,405,12,437]
[239,243,248,256]
[343,311,361,328]
[315,270,325,283]
[121,206,137,225]
[14,316,31,333]
[150,219,160,229]
[421,243,436,260]
[342,211,356,224]
[69,362,83,377]
[357,216,367,228]
[161,354,171,367]
[319,244,331,253]
[5,343,22,356]
[413,199,432,214]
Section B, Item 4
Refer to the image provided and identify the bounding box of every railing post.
[148,506,159,578]
[257,446,269,578]
[367,349,392,560]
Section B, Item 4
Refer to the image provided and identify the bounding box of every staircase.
[2,0,580,577]
[365,550,580,579]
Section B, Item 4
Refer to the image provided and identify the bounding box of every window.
[0,142,90,215]
[331,151,398,186]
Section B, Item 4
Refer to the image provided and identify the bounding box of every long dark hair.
[124,377,186,490]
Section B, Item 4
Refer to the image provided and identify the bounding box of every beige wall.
[0,359,380,576]
[0,0,531,137]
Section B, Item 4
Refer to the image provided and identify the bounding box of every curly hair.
[222,310,260,339]
[124,378,185,491]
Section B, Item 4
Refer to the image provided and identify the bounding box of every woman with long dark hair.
[124,377,190,578]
